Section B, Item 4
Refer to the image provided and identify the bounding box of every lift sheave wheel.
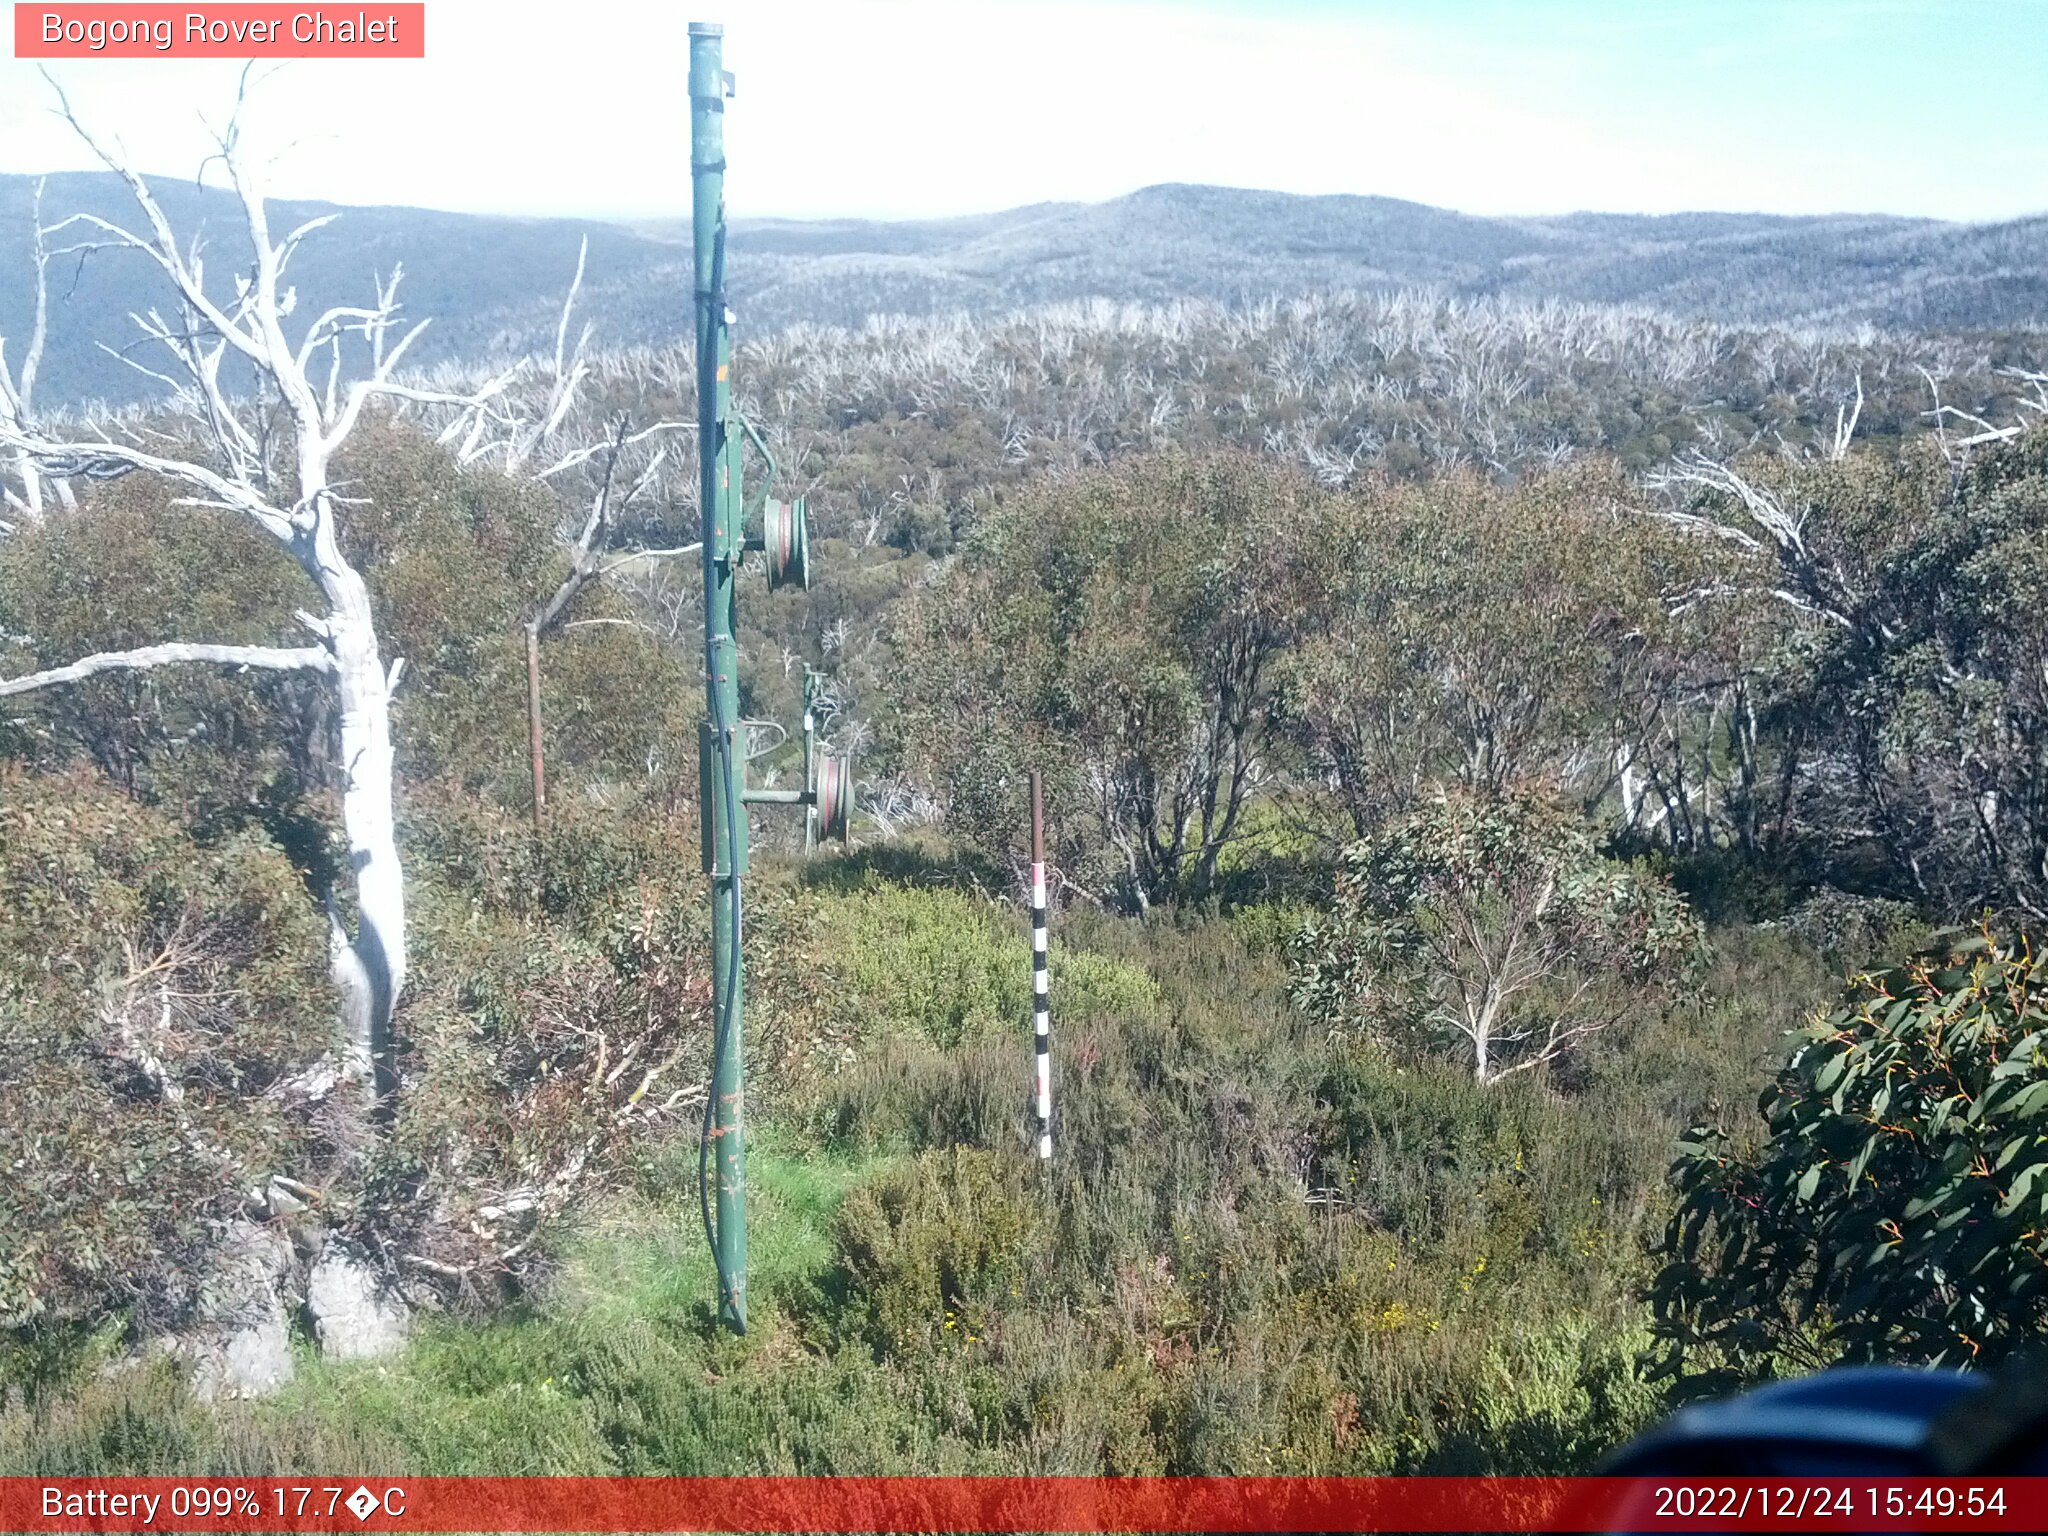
[762,496,810,591]
[815,753,854,846]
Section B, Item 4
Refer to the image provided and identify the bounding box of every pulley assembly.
[814,750,854,845]
[761,496,810,591]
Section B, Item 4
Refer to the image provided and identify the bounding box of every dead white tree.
[1921,366,2048,456]
[0,177,75,527]
[1645,452,1879,641]
[450,240,696,828]
[1825,372,1863,463]
[0,81,513,1114]
[521,409,693,826]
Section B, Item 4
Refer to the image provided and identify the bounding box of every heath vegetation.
[5,132,2048,1475]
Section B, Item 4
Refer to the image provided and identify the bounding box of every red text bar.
[7,1477,2048,1532]
[13,5,425,58]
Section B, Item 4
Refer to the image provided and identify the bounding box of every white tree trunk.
[318,547,406,1107]
[1616,745,1641,829]
[0,87,555,1362]
[7,452,44,520]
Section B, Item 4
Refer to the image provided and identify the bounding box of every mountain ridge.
[2,175,2042,405]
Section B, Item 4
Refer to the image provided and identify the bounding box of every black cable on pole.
[699,839,742,1319]
[697,218,744,1329]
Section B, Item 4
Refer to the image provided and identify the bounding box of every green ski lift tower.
[690,20,852,1335]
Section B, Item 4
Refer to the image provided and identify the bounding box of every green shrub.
[399,779,701,930]
[827,1147,1044,1357]
[810,879,1158,1051]
[378,790,716,1278]
[1228,900,1316,959]
[795,879,1162,1153]
[1290,789,1705,1083]
[1778,888,1930,975]
[0,764,331,1334]
[5,895,1791,1480]
[1651,926,2048,1391]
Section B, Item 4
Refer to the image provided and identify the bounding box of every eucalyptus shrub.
[1289,790,1704,1083]
[1651,928,2048,1392]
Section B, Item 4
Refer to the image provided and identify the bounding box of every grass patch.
[5,894,1834,1478]
[1,1142,899,1476]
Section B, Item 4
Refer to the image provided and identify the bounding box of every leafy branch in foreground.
[1651,927,2048,1394]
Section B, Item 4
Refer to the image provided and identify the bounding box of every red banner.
[5,1477,2048,1533]
[12,5,425,58]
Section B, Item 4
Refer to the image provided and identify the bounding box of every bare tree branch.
[1828,372,1863,462]
[0,430,293,539]
[0,177,74,520]
[0,641,333,697]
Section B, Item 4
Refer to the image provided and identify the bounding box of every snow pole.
[1030,770,1052,1160]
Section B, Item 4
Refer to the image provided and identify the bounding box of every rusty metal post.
[524,625,546,832]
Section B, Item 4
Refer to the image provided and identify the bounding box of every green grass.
[3,887,1835,1479]
[0,1139,903,1476]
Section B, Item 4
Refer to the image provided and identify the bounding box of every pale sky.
[1,0,2044,223]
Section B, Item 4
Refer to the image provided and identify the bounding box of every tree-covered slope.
[5,174,2044,405]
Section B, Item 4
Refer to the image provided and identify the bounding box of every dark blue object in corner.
[1605,1366,1987,1476]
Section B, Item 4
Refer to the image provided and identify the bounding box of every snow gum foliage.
[1652,929,2048,1389]
[892,450,1349,909]
[1274,462,1695,834]
[1290,790,1706,1082]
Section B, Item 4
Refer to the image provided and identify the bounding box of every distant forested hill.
[0,171,693,406]
[707,189,2048,337]
[3,173,2043,404]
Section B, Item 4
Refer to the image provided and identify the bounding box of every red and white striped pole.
[1029,770,1052,1160]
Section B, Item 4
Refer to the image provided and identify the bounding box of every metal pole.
[1030,771,1052,1160]
[803,668,818,858]
[524,625,546,832]
[691,19,746,1334]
